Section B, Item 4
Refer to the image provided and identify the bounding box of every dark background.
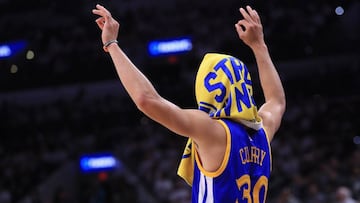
[0,0,359,202]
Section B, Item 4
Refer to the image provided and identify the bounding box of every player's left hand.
[235,5,265,49]
[92,4,120,45]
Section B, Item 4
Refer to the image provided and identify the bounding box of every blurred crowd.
[0,80,359,203]
[0,0,359,91]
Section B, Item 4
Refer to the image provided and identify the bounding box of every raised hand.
[235,6,265,49]
[92,4,120,51]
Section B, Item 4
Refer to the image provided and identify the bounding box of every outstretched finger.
[96,4,112,17]
[253,10,262,24]
[239,7,254,23]
[246,6,261,24]
[92,9,107,18]
[93,5,111,22]
[92,9,104,17]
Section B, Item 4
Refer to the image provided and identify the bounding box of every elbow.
[134,93,149,112]
[279,94,286,116]
[269,92,286,117]
[134,93,158,113]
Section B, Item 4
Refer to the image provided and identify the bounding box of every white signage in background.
[80,153,121,173]
[0,40,27,59]
[148,37,192,56]
[0,45,11,57]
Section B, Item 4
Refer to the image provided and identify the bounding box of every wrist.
[103,39,118,52]
[251,43,268,54]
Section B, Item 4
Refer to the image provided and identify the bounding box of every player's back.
[192,118,271,203]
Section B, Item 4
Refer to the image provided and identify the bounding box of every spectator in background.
[0,185,11,203]
[276,187,300,203]
[334,186,359,203]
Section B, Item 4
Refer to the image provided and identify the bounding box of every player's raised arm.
[91,4,224,143]
[235,6,286,141]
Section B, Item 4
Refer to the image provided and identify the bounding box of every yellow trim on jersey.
[194,119,231,178]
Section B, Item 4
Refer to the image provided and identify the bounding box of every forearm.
[105,43,192,137]
[106,43,160,107]
[252,44,285,105]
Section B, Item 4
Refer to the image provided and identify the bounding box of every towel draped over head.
[177,53,262,185]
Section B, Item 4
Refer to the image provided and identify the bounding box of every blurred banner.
[0,40,27,59]
[148,36,192,56]
[79,152,122,173]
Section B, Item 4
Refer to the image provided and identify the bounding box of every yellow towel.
[177,53,261,185]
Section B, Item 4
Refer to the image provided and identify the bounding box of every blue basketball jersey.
[192,118,271,203]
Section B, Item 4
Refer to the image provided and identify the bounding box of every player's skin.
[92,4,285,172]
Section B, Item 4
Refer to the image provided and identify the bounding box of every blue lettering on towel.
[203,57,254,114]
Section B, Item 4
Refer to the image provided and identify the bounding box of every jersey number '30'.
[236,175,268,203]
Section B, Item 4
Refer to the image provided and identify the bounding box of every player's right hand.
[92,4,120,45]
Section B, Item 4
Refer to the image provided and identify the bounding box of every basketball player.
[93,4,285,203]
